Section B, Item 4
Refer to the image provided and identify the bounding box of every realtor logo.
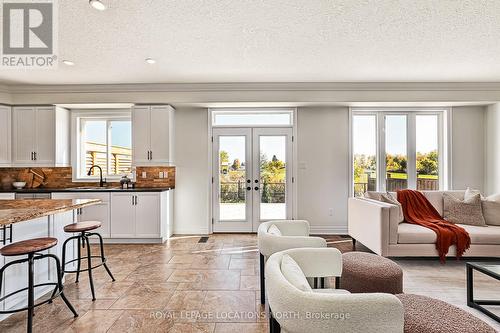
[1,0,58,68]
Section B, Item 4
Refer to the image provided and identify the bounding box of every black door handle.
[246,187,251,191]
[254,180,259,183]
[254,186,259,191]
[246,179,251,183]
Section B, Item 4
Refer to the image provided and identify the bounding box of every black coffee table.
[466,262,500,323]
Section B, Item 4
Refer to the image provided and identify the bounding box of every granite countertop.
[0,186,174,193]
[0,199,101,226]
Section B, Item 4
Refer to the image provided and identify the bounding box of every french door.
[212,127,293,232]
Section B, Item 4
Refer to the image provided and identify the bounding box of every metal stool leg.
[84,235,96,301]
[260,253,265,304]
[27,253,34,333]
[95,232,115,281]
[49,254,78,317]
[75,236,81,283]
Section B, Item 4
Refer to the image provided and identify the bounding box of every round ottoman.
[340,252,403,294]
[397,294,496,333]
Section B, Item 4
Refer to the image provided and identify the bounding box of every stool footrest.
[63,255,107,273]
[0,282,62,314]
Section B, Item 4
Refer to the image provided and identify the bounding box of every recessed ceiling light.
[89,0,106,11]
[62,60,75,66]
[145,58,156,64]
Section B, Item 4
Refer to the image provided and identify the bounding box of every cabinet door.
[34,107,56,165]
[135,193,160,238]
[110,193,136,238]
[0,106,11,165]
[132,106,151,165]
[12,107,36,165]
[80,202,110,238]
[150,106,171,164]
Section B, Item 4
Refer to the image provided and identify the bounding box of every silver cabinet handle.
[34,152,37,160]
[135,195,138,205]
[31,152,34,160]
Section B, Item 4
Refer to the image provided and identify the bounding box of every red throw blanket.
[397,190,470,262]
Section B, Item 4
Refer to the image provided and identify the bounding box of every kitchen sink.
[66,186,121,190]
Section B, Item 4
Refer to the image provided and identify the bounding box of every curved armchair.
[257,220,327,304]
[265,248,405,333]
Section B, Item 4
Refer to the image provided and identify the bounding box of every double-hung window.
[351,109,447,197]
[74,111,132,180]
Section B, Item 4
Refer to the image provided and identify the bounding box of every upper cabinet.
[0,106,11,165]
[12,106,70,167]
[132,105,175,165]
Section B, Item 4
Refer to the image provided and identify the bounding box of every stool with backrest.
[0,237,78,333]
[58,221,115,301]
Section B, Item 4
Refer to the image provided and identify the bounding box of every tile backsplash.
[0,166,175,190]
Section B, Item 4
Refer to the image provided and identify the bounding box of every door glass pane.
[385,115,408,191]
[352,115,377,197]
[219,136,247,221]
[416,115,439,190]
[260,136,286,220]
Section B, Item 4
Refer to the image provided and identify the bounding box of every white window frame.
[350,107,449,196]
[71,110,132,182]
[211,108,294,127]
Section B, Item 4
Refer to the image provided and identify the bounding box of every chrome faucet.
[87,165,106,187]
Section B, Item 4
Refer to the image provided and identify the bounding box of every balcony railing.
[85,142,132,175]
[354,176,439,197]
[220,181,285,203]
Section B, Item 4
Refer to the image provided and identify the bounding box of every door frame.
[208,108,298,234]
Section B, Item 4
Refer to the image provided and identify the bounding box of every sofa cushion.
[281,254,312,292]
[443,193,486,226]
[267,224,282,236]
[421,191,464,217]
[482,194,500,226]
[364,191,383,201]
[380,193,405,223]
[398,223,500,245]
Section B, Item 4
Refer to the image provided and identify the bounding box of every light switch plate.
[159,172,164,178]
[164,170,168,178]
[141,172,147,178]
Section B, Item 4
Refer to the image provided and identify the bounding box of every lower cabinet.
[51,192,111,238]
[110,192,162,239]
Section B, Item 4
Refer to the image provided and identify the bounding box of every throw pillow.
[380,192,405,223]
[267,224,282,236]
[481,193,500,226]
[464,187,482,200]
[281,254,312,292]
[443,193,487,226]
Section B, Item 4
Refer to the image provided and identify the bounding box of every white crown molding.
[7,82,500,94]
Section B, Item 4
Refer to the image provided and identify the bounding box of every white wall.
[451,106,485,191]
[485,103,500,196]
[296,107,350,234]
[173,107,210,234]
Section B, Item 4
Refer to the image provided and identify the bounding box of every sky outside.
[85,120,132,148]
[353,115,438,155]
[219,135,286,165]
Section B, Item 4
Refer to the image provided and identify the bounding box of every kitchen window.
[74,112,132,180]
[351,108,448,196]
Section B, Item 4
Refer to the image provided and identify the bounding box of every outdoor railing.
[220,181,285,203]
[355,177,439,197]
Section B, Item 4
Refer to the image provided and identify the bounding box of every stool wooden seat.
[63,221,102,233]
[0,237,58,256]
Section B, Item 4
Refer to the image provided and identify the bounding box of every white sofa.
[348,190,500,257]
[265,248,405,333]
[258,220,327,304]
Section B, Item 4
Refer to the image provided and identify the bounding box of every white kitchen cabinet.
[51,192,111,238]
[0,106,11,165]
[132,105,175,166]
[12,106,70,167]
[111,192,169,240]
[135,193,160,238]
[110,193,136,238]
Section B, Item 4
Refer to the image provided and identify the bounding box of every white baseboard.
[309,226,348,235]
[173,227,210,235]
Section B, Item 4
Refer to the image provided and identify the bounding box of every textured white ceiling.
[2,0,500,84]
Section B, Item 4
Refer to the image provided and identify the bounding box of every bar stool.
[59,221,115,301]
[0,237,78,333]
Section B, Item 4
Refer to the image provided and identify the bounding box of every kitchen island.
[0,198,101,320]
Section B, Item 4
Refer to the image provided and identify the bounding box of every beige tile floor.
[0,234,498,332]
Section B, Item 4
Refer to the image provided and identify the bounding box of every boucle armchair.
[265,248,405,333]
[257,220,327,304]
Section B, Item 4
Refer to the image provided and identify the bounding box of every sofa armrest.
[268,220,310,236]
[259,234,327,258]
[348,198,392,256]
